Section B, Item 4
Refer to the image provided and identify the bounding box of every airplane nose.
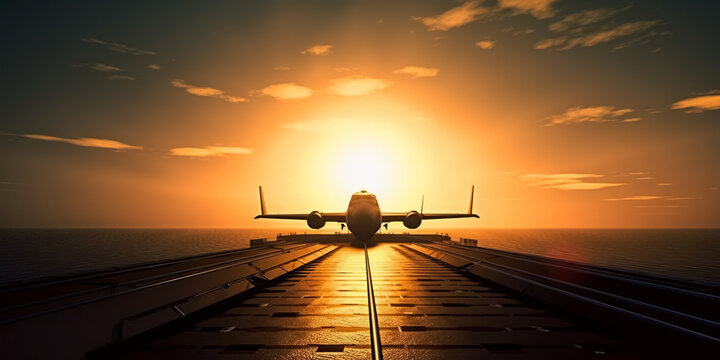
[348,207,379,229]
[356,211,373,221]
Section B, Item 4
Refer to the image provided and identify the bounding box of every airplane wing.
[253,186,346,222]
[381,212,478,222]
[381,186,479,222]
[254,213,347,222]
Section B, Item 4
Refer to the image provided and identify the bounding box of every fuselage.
[345,190,382,241]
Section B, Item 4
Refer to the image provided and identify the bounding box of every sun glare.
[263,97,469,212]
[336,145,391,195]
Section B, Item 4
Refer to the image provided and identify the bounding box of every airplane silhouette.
[255,186,479,241]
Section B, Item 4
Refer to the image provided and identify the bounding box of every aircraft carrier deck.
[1,234,718,359]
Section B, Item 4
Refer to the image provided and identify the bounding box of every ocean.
[0,228,718,287]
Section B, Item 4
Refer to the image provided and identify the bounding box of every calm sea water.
[0,228,718,287]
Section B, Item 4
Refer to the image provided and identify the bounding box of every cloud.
[81,38,105,45]
[541,6,661,52]
[327,76,392,96]
[521,173,627,190]
[499,0,557,19]
[671,93,720,113]
[86,64,135,80]
[413,1,490,31]
[91,63,122,72]
[273,65,290,71]
[605,195,698,201]
[549,6,630,32]
[393,66,439,78]
[536,21,660,50]
[171,79,247,103]
[475,40,496,49]
[82,38,156,55]
[107,75,135,81]
[255,82,313,100]
[534,37,567,49]
[605,195,662,201]
[301,45,333,56]
[502,28,535,35]
[169,146,252,157]
[21,134,142,150]
[281,114,428,133]
[147,64,161,70]
[658,183,672,186]
[546,106,640,126]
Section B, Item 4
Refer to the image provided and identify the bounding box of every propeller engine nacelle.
[403,211,422,229]
[307,211,326,229]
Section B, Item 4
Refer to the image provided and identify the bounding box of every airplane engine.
[403,211,422,229]
[307,211,326,229]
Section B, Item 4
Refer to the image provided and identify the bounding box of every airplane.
[254,186,479,242]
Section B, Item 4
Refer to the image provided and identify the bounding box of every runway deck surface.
[120,243,648,359]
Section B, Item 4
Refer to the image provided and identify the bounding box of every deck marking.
[364,243,384,360]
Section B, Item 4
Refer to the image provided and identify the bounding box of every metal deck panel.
[118,243,649,359]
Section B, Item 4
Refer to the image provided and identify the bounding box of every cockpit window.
[351,194,378,204]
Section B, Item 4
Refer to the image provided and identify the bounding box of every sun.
[336,145,391,195]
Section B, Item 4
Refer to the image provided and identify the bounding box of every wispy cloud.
[91,63,123,72]
[413,1,490,31]
[301,45,333,56]
[327,76,392,96]
[570,21,660,49]
[393,66,439,78]
[605,195,662,201]
[502,27,535,35]
[536,20,661,51]
[108,75,135,81]
[255,82,313,100]
[521,173,626,190]
[82,38,156,55]
[605,195,699,201]
[549,6,630,32]
[171,79,247,103]
[78,63,135,80]
[534,37,567,49]
[536,6,661,51]
[281,115,427,133]
[499,0,557,19]
[671,93,720,113]
[475,40,496,49]
[20,134,142,150]
[273,65,290,71]
[546,106,640,126]
[169,146,252,157]
[147,64,161,70]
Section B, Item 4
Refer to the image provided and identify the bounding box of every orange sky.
[2,0,719,228]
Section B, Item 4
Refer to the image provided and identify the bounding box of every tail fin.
[468,185,475,215]
[258,186,267,215]
[420,194,424,214]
